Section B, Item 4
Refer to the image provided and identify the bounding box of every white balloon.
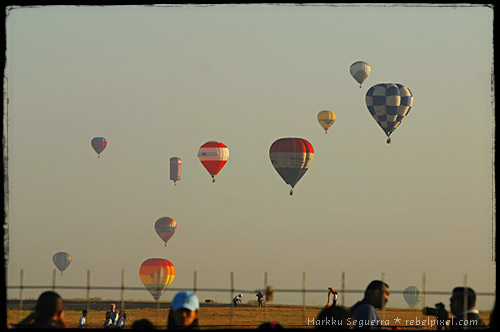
[403,286,422,308]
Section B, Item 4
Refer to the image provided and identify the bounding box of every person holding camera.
[449,287,485,330]
[349,280,390,329]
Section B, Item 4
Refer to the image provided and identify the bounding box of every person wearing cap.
[167,291,200,330]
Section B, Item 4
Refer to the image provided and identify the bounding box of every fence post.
[264,272,269,321]
[19,269,24,311]
[230,271,234,300]
[86,270,91,312]
[381,272,386,322]
[341,271,345,307]
[193,271,197,294]
[464,274,468,329]
[155,299,160,327]
[422,273,427,309]
[120,269,125,313]
[302,271,306,326]
[230,272,235,327]
[52,269,56,291]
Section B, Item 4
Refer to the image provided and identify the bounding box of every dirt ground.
[7,302,491,330]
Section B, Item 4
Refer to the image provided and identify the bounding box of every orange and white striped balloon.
[139,258,175,301]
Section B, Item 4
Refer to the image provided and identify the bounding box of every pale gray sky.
[4,4,495,310]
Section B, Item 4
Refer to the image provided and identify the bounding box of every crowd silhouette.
[12,282,493,330]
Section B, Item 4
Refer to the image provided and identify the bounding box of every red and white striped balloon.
[197,141,229,182]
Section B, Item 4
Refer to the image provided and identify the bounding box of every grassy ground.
[7,302,491,330]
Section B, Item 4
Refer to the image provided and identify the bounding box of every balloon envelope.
[403,286,422,308]
[91,137,107,157]
[170,157,181,185]
[53,252,72,275]
[365,83,414,143]
[139,258,175,301]
[269,138,314,194]
[197,141,229,182]
[317,110,336,134]
[155,217,177,246]
[350,61,371,87]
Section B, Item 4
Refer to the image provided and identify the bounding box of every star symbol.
[394,317,401,324]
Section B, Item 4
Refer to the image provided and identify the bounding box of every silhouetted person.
[449,287,485,330]
[490,301,497,329]
[257,321,284,329]
[349,280,390,330]
[14,291,66,328]
[315,305,353,329]
[132,318,155,329]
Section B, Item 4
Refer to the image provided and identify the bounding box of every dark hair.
[167,309,200,330]
[132,318,155,329]
[364,280,389,297]
[34,291,64,320]
[257,321,283,329]
[452,287,477,309]
[315,306,352,329]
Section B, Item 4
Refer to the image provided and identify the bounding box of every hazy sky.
[4,4,495,310]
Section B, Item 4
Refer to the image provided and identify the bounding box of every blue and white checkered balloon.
[365,83,413,143]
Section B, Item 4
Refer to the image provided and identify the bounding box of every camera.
[423,302,446,316]
[423,302,449,330]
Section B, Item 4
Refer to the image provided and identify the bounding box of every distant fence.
[7,269,495,314]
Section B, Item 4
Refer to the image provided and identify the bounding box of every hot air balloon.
[198,141,229,182]
[170,157,181,186]
[91,137,107,158]
[139,258,175,301]
[269,138,314,195]
[403,286,422,308]
[365,83,414,144]
[350,61,371,88]
[155,217,177,246]
[53,252,72,275]
[317,110,336,134]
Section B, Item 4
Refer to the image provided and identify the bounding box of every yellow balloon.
[317,110,336,134]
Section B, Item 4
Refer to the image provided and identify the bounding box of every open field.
[6,300,491,330]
